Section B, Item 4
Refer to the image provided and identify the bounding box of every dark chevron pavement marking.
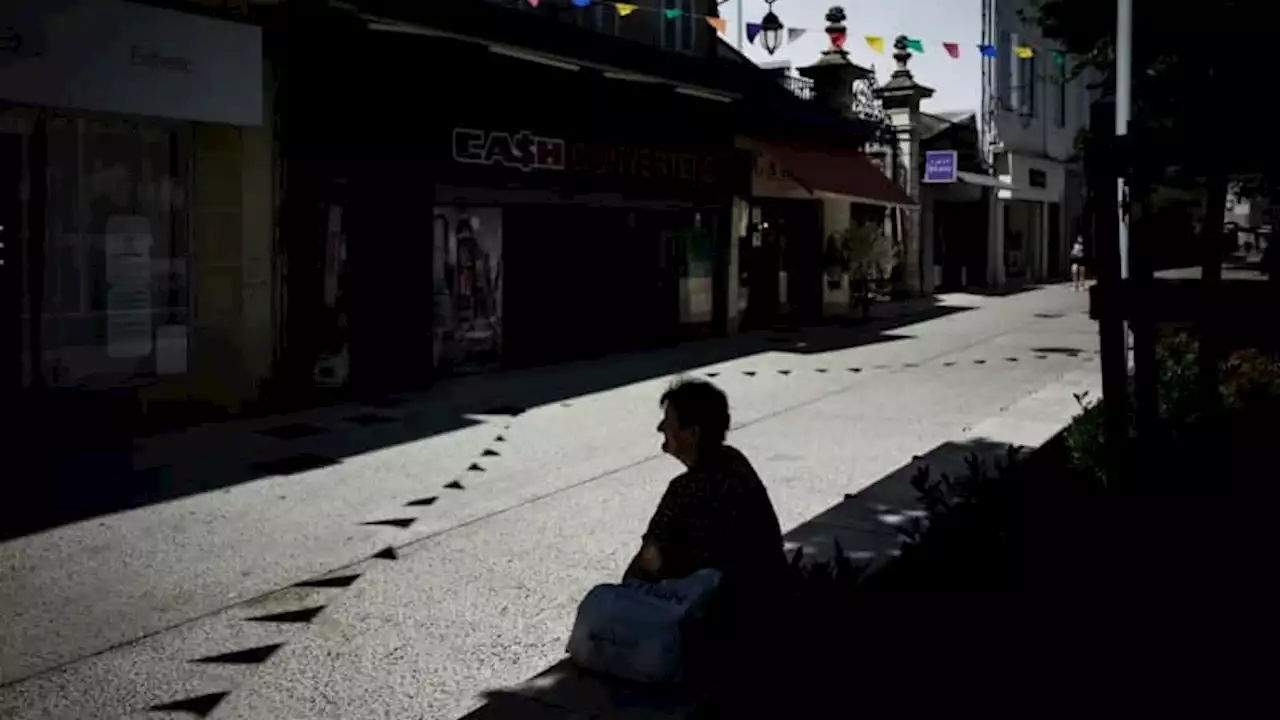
[246,606,326,624]
[444,480,465,490]
[467,463,485,472]
[361,518,414,530]
[481,448,500,457]
[405,496,438,507]
[192,643,283,665]
[372,547,398,560]
[294,574,359,589]
[149,692,230,717]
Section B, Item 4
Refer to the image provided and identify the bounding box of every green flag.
[905,37,925,53]
[663,8,683,20]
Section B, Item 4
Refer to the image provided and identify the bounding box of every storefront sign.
[0,0,262,126]
[452,128,567,171]
[451,127,718,185]
[923,150,958,184]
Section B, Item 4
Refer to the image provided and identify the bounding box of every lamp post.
[760,0,783,56]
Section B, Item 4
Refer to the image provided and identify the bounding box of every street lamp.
[760,1,784,56]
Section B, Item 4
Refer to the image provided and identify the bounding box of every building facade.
[982,0,1096,285]
[4,0,912,436]
[2,0,270,438]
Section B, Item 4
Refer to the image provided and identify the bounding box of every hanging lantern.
[760,1,784,56]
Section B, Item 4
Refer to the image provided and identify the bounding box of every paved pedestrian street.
[0,286,1100,720]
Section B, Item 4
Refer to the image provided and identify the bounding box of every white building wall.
[989,0,1094,161]
[983,0,1098,281]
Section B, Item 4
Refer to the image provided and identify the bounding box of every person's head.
[657,378,730,467]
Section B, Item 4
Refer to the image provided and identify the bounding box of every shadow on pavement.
[459,436,1022,719]
[7,300,970,542]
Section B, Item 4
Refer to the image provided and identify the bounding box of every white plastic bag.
[566,568,723,684]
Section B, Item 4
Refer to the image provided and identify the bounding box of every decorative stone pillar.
[798,7,874,119]
[799,7,877,316]
[875,36,935,296]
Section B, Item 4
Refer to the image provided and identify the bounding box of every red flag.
[830,31,848,50]
[943,42,960,58]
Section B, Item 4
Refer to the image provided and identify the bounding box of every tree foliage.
[1025,0,1272,183]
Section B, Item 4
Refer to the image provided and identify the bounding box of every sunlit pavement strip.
[0,286,1100,720]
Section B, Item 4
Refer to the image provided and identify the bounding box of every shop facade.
[1,0,267,434]
[279,20,744,391]
[735,136,915,328]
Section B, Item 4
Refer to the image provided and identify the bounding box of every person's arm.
[625,477,698,582]
[623,542,664,582]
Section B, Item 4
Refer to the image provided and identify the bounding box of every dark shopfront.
[319,31,744,387]
[436,125,737,371]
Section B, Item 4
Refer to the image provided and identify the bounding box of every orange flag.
[706,17,727,34]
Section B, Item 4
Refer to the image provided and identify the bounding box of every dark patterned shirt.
[643,445,787,583]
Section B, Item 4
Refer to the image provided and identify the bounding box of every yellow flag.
[865,35,885,53]
[615,3,638,16]
[706,17,727,34]
[1015,45,1035,59]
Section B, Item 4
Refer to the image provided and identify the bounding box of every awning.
[744,138,917,208]
[956,171,1015,189]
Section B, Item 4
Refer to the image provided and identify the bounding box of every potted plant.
[841,221,896,319]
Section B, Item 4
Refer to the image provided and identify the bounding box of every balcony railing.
[778,74,815,101]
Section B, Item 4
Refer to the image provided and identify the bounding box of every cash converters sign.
[452,128,718,185]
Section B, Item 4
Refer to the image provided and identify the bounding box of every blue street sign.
[923,150,958,184]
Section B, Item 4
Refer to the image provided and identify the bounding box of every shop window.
[431,206,504,373]
[39,115,191,388]
[661,0,696,53]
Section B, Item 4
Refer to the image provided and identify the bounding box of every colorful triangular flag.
[526,0,540,8]
[663,8,683,20]
[1051,49,1066,66]
[865,35,885,53]
[614,2,637,16]
[571,0,590,7]
[706,16,727,34]
[830,31,847,49]
[787,27,807,43]
[1015,45,1035,59]
[746,22,762,44]
[905,37,924,53]
[943,42,960,58]
[978,44,997,57]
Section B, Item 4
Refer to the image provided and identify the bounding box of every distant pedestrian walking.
[1071,235,1087,291]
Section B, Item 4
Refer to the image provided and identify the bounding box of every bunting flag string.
[548,0,732,35]
[523,1,1066,63]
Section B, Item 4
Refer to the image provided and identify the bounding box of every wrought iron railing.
[778,75,815,101]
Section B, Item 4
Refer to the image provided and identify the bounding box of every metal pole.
[737,0,744,51]
[1116,0,1132,282]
